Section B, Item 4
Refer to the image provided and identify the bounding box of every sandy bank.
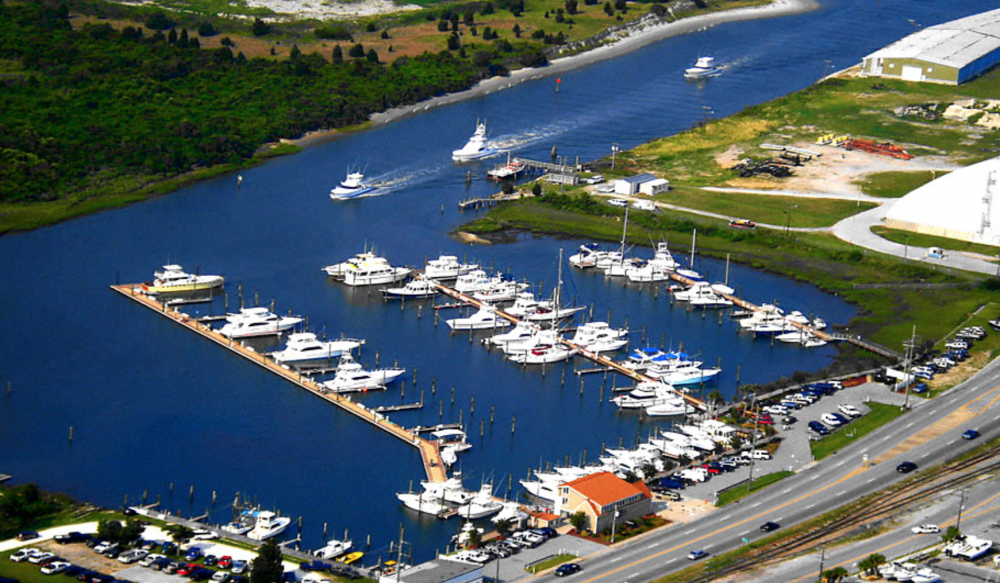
[291,0,818,148]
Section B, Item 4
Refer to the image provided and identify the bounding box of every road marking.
[751,502,762,508]
[807,503,816,509]
[645,543,659,550]
[782,488,793,494]
[921,451,932,458]
[836,490,846,497]
[835,460,846,467]
[810,475,819,481]
[867,478,877,483]
[906,422,916,428]
[664,558,676,565]
[608,557,623,564]
[684,529,695,535]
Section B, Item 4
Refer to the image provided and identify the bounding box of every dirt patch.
[452,231,494,245]
[655,497,714,524]
[714,144,746,169]
[34,541,132,575]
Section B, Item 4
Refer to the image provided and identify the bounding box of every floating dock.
[111,284,449,483]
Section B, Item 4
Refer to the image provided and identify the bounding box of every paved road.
[517,357,1000,583]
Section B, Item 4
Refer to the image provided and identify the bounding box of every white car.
[118,549,148,564]
[751,449,772,460]
[821,413,843,426]
[192,529,220,540]
[41,560,72,575]
[456,550,491,564]
[10,548,42,563]
[911,524,940,534]
[945,340,969,350]
[140,554,164,568]
[838,404,862,418]
[584,174,605,185]
[607,198,629,207]
[764,405,789,415]
[212,572,231,582]
[28,552,55,565]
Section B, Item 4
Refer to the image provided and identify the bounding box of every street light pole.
[611,144,620,171]
[816,547,826,583]
[903,325,917,410]
[904,235,909,260]
[610,510,620,543]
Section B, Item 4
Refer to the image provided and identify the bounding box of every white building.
[614,173,656,195]
[883,157,1000,247]
[639,178,670,195]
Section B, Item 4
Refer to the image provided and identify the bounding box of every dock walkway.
[111,285,448,483]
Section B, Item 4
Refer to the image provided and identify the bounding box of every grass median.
[810,402,907,460]
[716,471,794,507]
[528,554,577,573]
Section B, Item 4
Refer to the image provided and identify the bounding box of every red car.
[177,564,200,576]
[218,556,233,569]
[756,417,774,425]
[700,464,721,474]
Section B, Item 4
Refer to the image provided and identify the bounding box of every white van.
[751,449,772,460]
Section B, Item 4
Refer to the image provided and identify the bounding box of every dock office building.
[861,8,1000,85]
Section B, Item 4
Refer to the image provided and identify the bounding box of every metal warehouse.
[861,8,1000,85]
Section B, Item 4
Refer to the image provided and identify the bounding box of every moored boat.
[424,255,479,280]
[321,353,405,393]
[246,511,291,541]
[271,332,365,364]
[141,264,224,294]
[382,279,439,299]
[218,307,303,338]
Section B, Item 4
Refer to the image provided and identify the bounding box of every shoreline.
[291,0,819,148]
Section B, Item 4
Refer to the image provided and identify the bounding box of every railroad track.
[687,443,1000,583]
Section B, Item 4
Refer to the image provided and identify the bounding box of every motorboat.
[784,310,827,330]
[492,501,527,524]
[218,307,303,338]
[330,170,377,200]
[674,282,731,308]
[446,306,512,331]
[647,436,699,459]
[958,536,994,560]
[472,279,530,303]
[397,491,450,516]
[457,484,503,519]
[339,552,364,565]
[522,302,586,322]
[314,538,353,560]
[507,343,577,364]
[503,292,541,317]
[619,346,667,372]
[569,321,628,353]
[141,264,224,294]
[487,153,525,181]
[338,254,411,287]
[676,268,703,281]
[676,424,718,451]
[775,329,828,347]
[569,243,607,268]
[646,356,721,386]
[271,332,365,364]
[625,243,678,282]
[320,353,405,393]
[501,328,562,355]
[221,509,259,535]
[452,120,498,161]
[421,476,476,504]
[603,206,640,277]
[644,398,693,417]
[323,251,376,279]
[424,255,479,280]
[684,56,720,79]
[432,428,472,460]
[739,304,784,328]
[486,320,541,348]
[909,569,941,583]
[454,269,492,293]
[611,381,680,409]
[452,522,487,547]
[246,511,291,541]
[382,279,439,299]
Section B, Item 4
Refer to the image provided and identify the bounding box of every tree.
[252,18,270,36]
[942,525,961,543]
[145,12,173,30]
[366,48,379,63]
[512,23,521,37]
[289,44,302,59]
[532,182,542,195]
[164,524,193,544]
[348,43,365,58]
[178,28,189,48]
[97,519,123,543]
[380,29,390,39]
[437,19,449,32]
[463,11,474,25]
[446,32,460,50]
[220,36,234,46]
[365,22,377,32]
[481,2,494,14]
[332,44,343,63]
[565,0,578,14]
[858,554,886,576]
[501,181,515,195]
[119,519,146,546]
[450,13,459,31]
[603,1,613,15]
[467,527,482,548]
[250,538,284,583]
[197,21,217,36]
[822,567,848,583]
[494,518,513,538]
[706,390,725,406]
[569,511,587,533]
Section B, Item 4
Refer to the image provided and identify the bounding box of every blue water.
[0,0,993,562]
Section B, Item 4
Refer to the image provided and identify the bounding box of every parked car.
[55,532,92,545]
[185,548,202,562]
[10,548,42,563]
[657,478,686,490]
[191,568,215,581]
[164,562,182,574]
[139,554,163,568]
[760,522,780,533]
[896,461,918,473]
[607,198,629,208]
[218,556,233,569]
[838,404,862,417]
[212,572,231,583]
[231,561,248,575]
[911,524,940,534]
[962,429,980,440]
[554,563,582,577]
[28,552,56,565]
[751,449,772,460]
[687,550,709,561]
[584,175,605,185]
[779,399,802,409]
[92,541,114,554]
[661,491,682,502]
[152,557,172,571]
[17,531,41,541]
[41,561,71,575]
[117,549,148,564]
[808,421,830,436]
[820,413,842,427]
[782,416,798,425]
[911,383,929,394]
[764,405,789,415]
[204,555,218,566]
[829,412,849,425]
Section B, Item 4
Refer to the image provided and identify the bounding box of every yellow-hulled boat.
[339,551,364,565]
[141,264,224,294]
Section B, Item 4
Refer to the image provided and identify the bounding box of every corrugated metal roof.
[866,8,1000,69]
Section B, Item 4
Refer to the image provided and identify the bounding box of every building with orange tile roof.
[555,472,652,533]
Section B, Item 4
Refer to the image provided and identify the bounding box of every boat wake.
[488,122,576,152]
[336,165,449,200]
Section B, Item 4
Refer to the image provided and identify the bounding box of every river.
[0,0,992,561]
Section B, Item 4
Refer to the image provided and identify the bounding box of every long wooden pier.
[422,278,710,411]
[111,284,449,483]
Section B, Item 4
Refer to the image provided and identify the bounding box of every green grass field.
[810,402,907,460]
[854,170,946,198]
[870,226,1000,259]
[656,187,875,228]
[716,471,794,506]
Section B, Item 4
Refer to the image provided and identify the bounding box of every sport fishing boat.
[396,491,450,516]
[507,343,577,364]
[141,264,224,294]
[611,381,684,410]
[569,321,628,353]
[320,353,406,393]
[314,538,353,560]
[472,279,530,303]
[486,320,541,348]
[452,120,498,161]
[339,254,411,287]
[271,332,365,364]
[330,169,376,200]
[619,346,667,372]
[217,307,302,338]
[453,269,492,293]
[446,306,512,331]
[424,255,479,280]
[382,279,439,299]
[457,484,503,519]
[646,356,721,386]
[246,511,291,541]
[568,243,607,268]
[684,56,720,79]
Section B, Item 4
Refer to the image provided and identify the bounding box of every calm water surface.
[0,0,992,560]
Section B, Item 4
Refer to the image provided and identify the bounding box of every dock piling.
[431,378,436,396]
[68,426,73,443]
[450,386,455,405]
[470,396,475,415]
[511,415,516,435]
[480,419,484,439]
[490,405,495,424]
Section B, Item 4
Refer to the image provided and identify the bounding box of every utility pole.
[956,489,966,532]
[903,325,918,410]
[746,400,762,492]
[816,547,826,583]
[610,510,620,543]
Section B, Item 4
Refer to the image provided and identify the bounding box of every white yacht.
[452,120,498,161]
[646,355,721,386]
[432,428,472,464]
[321,353,405,393]
[246,511,291,541]
[784,310,827,330]
[674,281,731,307]
[684,56,720,79]
[522,301,586,322]
[569,243,607,268]
[421,476,476,504]
[569,321,628,353]
[397,491,450,516]
[619,346,666,371]
[424,255,479,280]
[611,382,686,410]
[454,269,492,293]
[486,320,541,348]
[775,329,828,347]
[502,292,541,317]
[644,398,693,417]
[457,484,503,519]
[501,328,562,355]
[507,343,577,364]
[340,255,411,287]
[382,279,439,299]
[314,538,353,560]
[141,264,225,294]
[446,306,512,330]
[221,509,259,535]
[323,251,375,279]
[271,332,365,364]
[330,170,377,200]
[492,501,527,524]
[217,307,303,338]
[472,279,530,303]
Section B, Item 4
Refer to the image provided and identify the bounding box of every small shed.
[639,178,670,195]
[614,173,656,195]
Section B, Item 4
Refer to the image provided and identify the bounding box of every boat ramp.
[110,284,449,484]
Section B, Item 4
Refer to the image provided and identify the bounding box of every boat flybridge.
[452,120,498,161]
[246,511,291,540]
[141,264,225,294]
[382,279,439,299]
[569,321,628,353]
[423,255,479,280]
[446,305,512,331]
[314,538,353,560]
[320,353,405,393]
[218,307,303,338]
[330,169,377,200]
